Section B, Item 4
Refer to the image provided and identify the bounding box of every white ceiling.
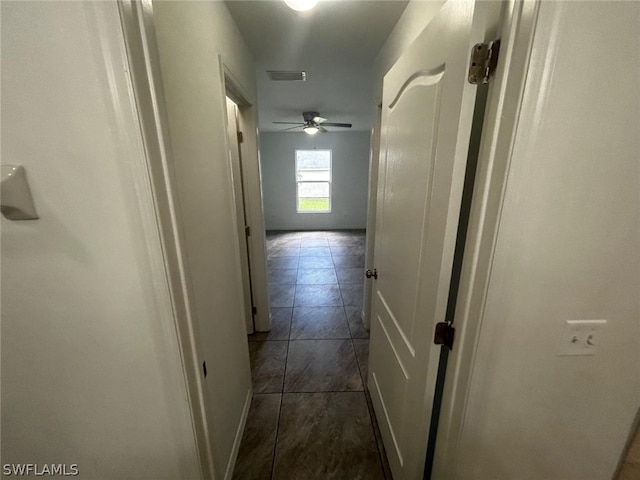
[225,0,408,132]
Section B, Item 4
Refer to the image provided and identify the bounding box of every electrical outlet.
[557,320,607,356]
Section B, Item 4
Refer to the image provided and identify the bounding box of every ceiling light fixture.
[284,0,319,12]
[303,125,319,135]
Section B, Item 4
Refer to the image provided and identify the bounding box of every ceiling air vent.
[267,70,306,81]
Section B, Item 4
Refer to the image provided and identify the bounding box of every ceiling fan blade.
[313,116,327,124]
[318,126,328,132]
[281,125,302,131]
[273,121,304,125]
[319,122,352,128]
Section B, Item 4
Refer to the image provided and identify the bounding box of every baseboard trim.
[224,387,253,480]
[360,308,372,332]
[265,226,367,231]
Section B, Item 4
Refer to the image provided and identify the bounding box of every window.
[295,149,331,213]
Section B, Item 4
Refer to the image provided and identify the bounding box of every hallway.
[233,230,390,479]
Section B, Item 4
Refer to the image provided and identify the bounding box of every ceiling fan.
[273,111,352,135]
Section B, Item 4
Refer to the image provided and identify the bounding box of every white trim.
[223,388,253,480]
[217,55,254,339]
[266,225,367,231]
[295,149,333,214]
[222,67,271,333]
[224,94,255,335]
[224,65,255,106]
[117,1,214,478]
[431,0,541,476]
[363,106,383,331]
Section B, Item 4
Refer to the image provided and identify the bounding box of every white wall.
[453,1,640,478]
[261,132,370,231]
[0,2,201,478]
[152,2,255,477]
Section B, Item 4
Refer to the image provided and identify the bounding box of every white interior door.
[226,97,254,334]
[368,1,496,478]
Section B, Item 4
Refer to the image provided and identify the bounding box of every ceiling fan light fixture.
[284,0,319,12]
[303,126,319,135]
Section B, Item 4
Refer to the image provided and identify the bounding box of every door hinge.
[237,131,244,143]
[434,322,455,350]
[365,268,378,280]
[245,225,251,237]
[202,361,208,378]
[468,39,500,84]
[252,306,257,315]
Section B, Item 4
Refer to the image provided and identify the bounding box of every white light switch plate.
[557,320,607,356]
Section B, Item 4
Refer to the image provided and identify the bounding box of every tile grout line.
[363,383,393,480]
[268,279,294,479]
[266,235,297,480]
[268,390,284,480]
[340,239,390,479]
[264,231,374,478]
[337,240,376,459]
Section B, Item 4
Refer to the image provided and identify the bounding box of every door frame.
[363,0,542,475]
[429,0,541,475]
[222,68,271,334]
[118,3,271,476]
[224,94,254,334]
[117,1,238,478]
[362,104,383,330]
[117,2,213,477]
[367,1,506,477]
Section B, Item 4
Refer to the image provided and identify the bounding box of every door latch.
[365,269,378,280]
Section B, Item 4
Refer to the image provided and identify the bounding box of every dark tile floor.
[233,230,391,480]
[617,421,640,480]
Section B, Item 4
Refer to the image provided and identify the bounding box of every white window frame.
[295,149,332,213]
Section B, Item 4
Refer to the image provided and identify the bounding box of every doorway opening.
[234,92,379,477]
[225,95,256,334]
[234,229,393,478]
[223,72,271,335]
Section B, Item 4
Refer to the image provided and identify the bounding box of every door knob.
[365,269,378,280]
